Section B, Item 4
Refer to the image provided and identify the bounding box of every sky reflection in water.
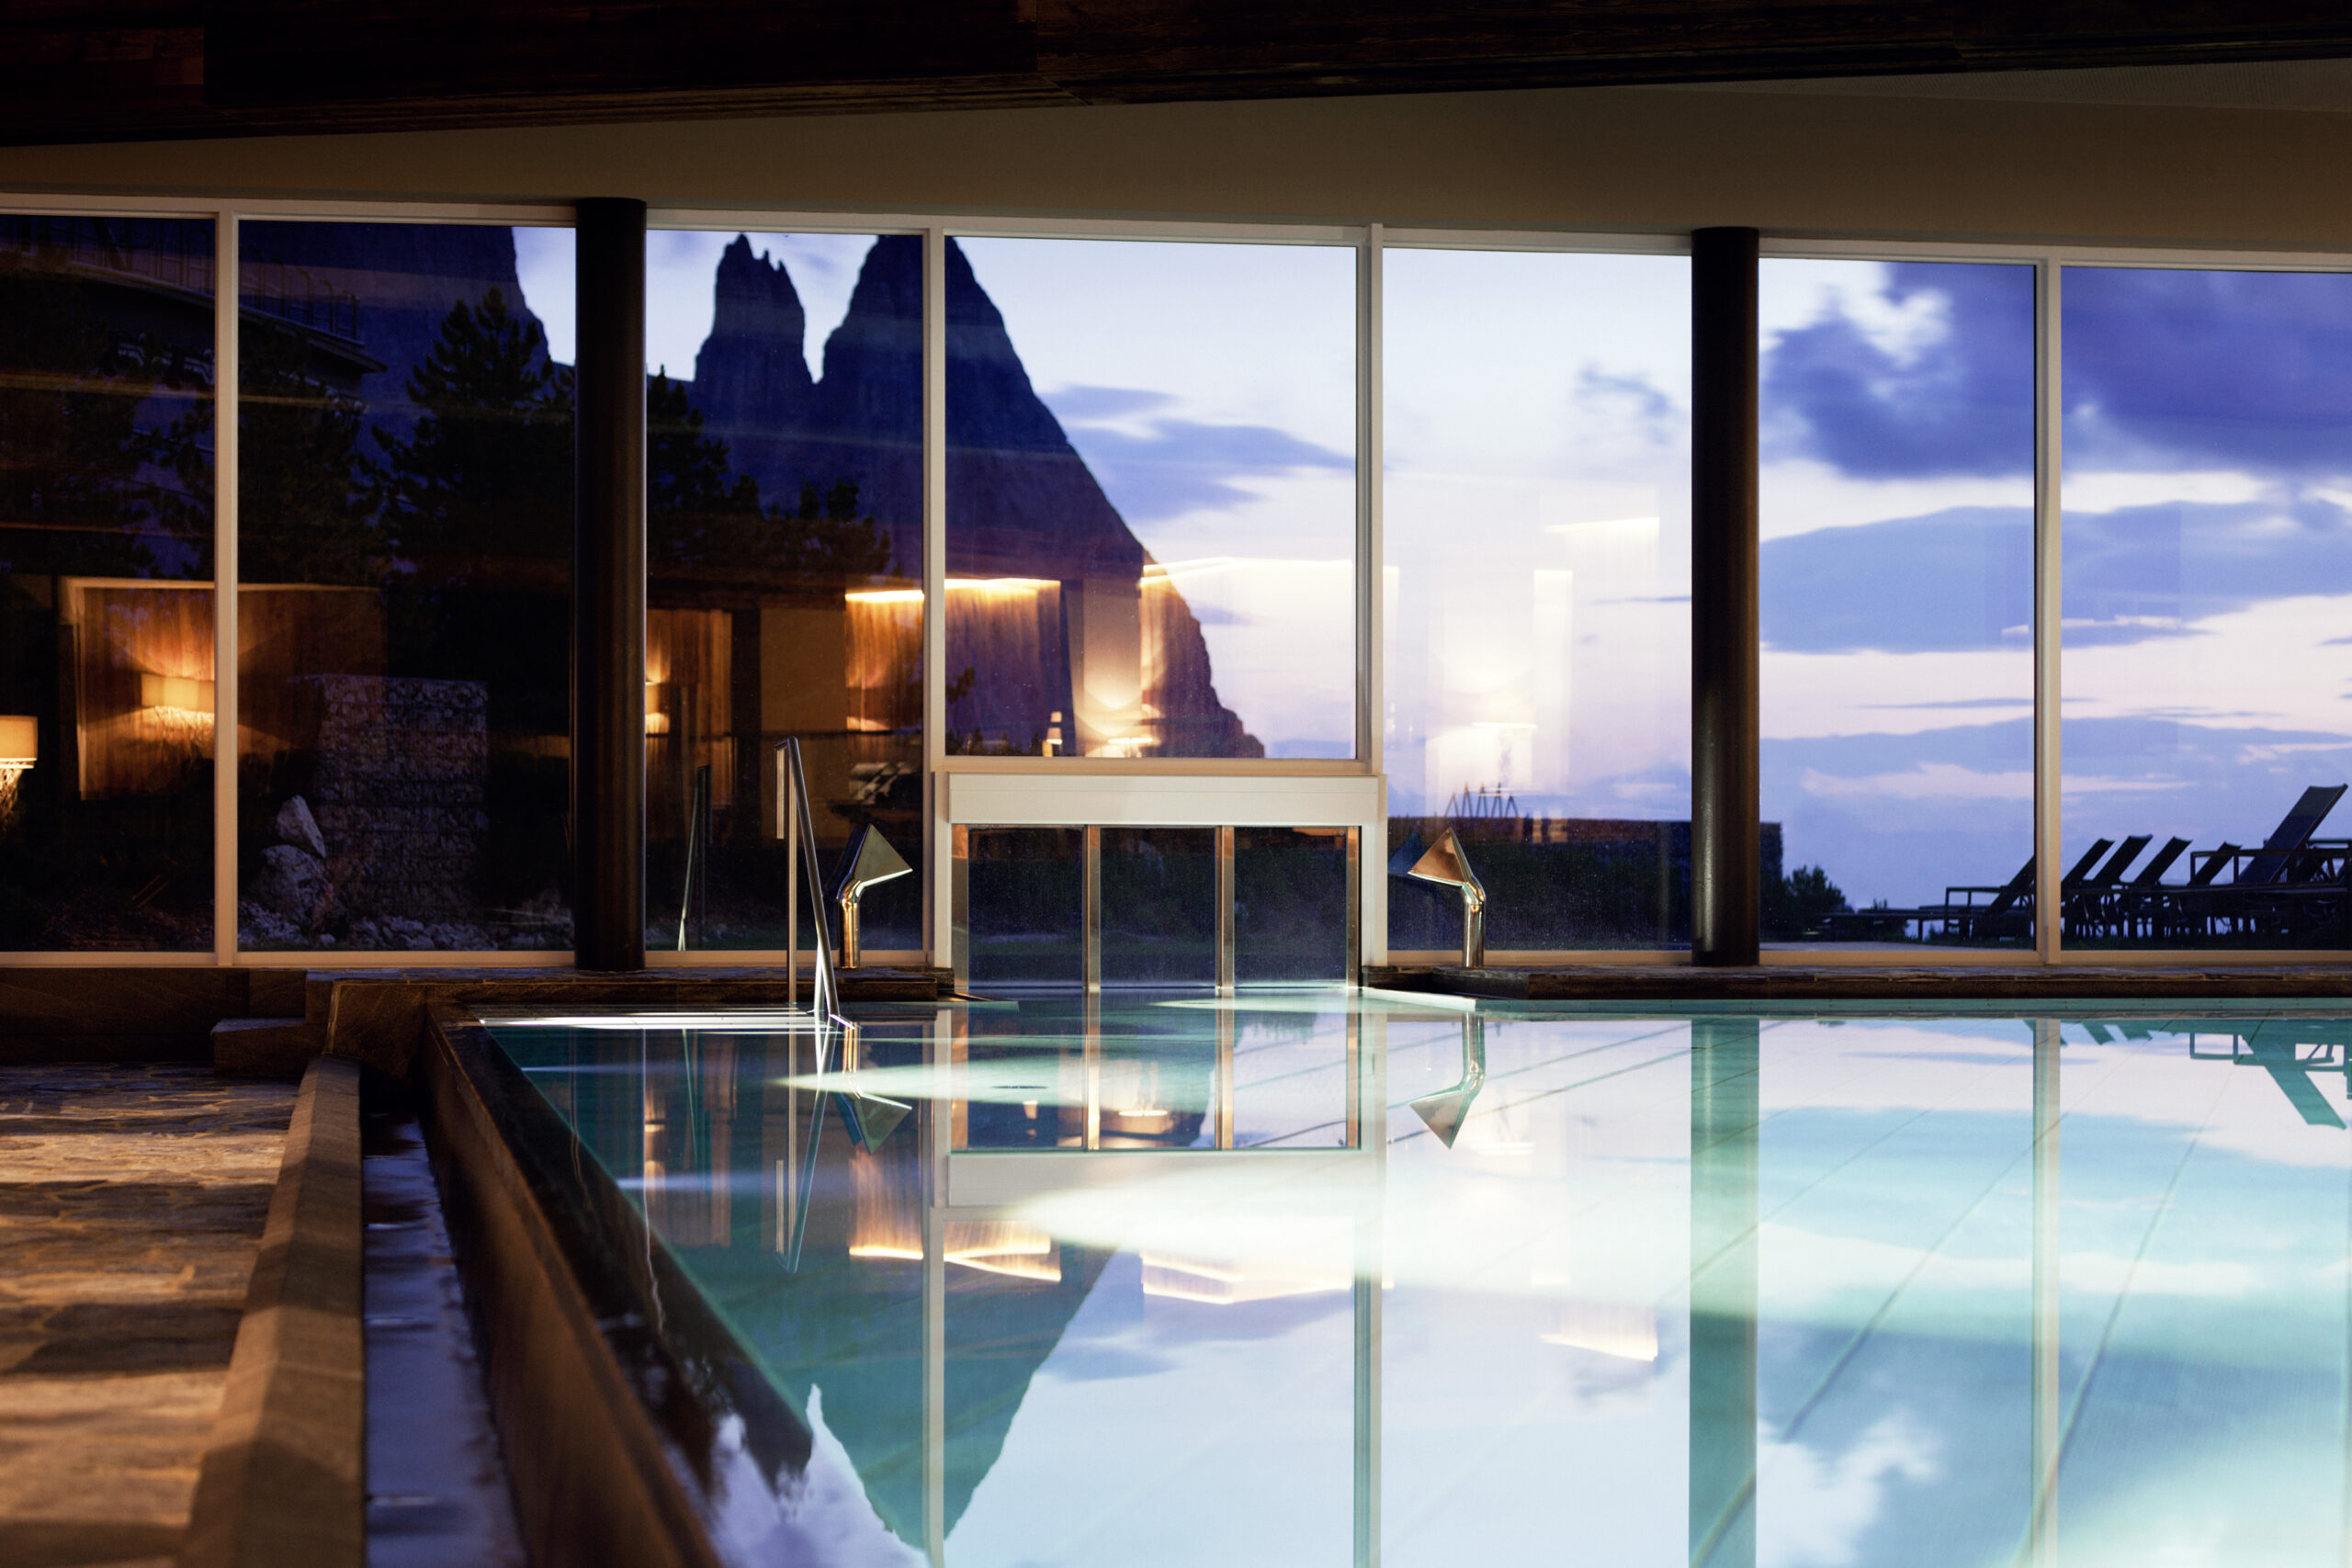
[492,993,2352,1568]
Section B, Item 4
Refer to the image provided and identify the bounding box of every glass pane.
[1226,998,1351,1148]
[235,220,572,952]
[966,827,1080,987]
[946,238,1356,760]
[1235,825,1350,982]
[1759,260,2036,948]
[643,231,922,954]
[2062,267,2352,950]
[1100,826,1215,987]
[1383,250,1690,952]
[0,216,215,950]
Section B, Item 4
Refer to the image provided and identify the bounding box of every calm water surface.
[489,992,2352,1568]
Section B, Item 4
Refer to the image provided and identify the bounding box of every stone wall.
[304,676,487,919]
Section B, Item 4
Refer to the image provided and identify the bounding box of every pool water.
[488,992,2352,1568]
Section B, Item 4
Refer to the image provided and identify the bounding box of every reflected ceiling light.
[0,715,36,769]
[1400,827,1487,968]
[0,715,33,818]
[138,673,213,713]
[1410,1014,1487,1148]
[831,824,912,970]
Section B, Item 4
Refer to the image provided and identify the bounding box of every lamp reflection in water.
[1399,826,1488,967]
[849,1154,1062,1281]
[1410,1013,1487,1148]
[831,823,912,971]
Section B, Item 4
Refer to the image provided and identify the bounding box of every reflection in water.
[491,1000,2352,1568]
[1690,1019,1759,1568]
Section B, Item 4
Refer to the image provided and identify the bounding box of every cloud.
[2066,265,2352,475]
[1760,498,2352,654]
[2062,498,2352,641]
[1045,397,1353,521]
[1762,506,2030,653]
[1799,763,2031,802]
[1758,1413,1940,1568]
[1764,262,2034,479]
[1767,262,2352,482]
[1042,383,1175,421]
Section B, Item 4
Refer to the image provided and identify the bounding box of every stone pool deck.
[0,1066,294,1568]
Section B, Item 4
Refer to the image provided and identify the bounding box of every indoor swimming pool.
[481,991,2352,1567]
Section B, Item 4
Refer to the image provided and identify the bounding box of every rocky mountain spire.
[690,234,813,420]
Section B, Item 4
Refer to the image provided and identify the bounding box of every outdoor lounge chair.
[2110,836,2193,940]
[2237,784,2347,886]
[2066,835,2154,938]
[2160,785,2348,943]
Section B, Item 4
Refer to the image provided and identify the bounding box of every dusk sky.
[515,231,2352,917]
[1763,258,2352,912]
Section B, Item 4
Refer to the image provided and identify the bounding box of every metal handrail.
[776,736,839,1021]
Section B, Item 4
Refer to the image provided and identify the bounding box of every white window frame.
[2,193,2347,968]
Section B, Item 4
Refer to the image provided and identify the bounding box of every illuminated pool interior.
[485,991,2352,1567]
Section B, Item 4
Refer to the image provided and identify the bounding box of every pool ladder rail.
[775,738,913,1269]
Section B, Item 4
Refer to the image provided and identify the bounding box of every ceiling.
[11,2,2352,147]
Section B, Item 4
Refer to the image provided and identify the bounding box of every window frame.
[3,190,2347,967]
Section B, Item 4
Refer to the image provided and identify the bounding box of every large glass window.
[1383,248,1690,953]
[643,231,922,954]
[235,221,572,951]
[0,216,216,950]
[946,237,1356,761]
[1759,260,2036,947]
[2062,267,2352,951]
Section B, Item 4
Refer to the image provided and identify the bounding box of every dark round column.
[572,197,647,971]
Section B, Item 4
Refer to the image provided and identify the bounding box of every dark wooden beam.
[6,2,2352,146]
[1690,225,1759,968]
[572,196,647,972]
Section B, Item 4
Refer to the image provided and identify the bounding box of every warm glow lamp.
[0,715,35,769]
[138,674,214,713]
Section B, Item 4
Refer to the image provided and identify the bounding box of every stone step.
[211,1017,326,1079]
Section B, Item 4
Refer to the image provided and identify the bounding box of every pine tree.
[775,477,892,577]
[366,287,571,583]
[649,370,763,575]
[159,330,383,586]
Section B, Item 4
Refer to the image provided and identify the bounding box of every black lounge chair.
[2133,837,2192,886]
[2239,784,2347,886]
[2109,836,2193,940]
[2090,836,2150,885]
[2158,786,2349,943]
[1958,857,2037,940]
[2187,842,2239,886]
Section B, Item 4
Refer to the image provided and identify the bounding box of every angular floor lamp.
[1403,827,1488,968]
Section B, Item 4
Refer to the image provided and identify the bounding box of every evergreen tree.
[649,370,763,575]
[366,287,571,582]
[159,330,383,586]
[775,477,892,577]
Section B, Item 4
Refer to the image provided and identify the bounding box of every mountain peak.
[692,234,815,413]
